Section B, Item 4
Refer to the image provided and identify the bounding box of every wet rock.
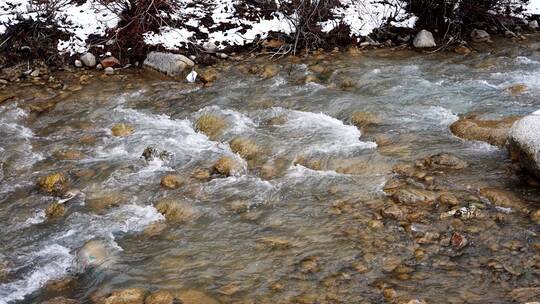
[154,198,196,222]
[424,153,467,170]
[507,84,527,95]
[381,204,407,221]
[413,30,436,48]
[213,156,241,176]
[510,287,540,302]
[143,52,194,76]
[350,111,379,129]
[81,53,96,67]
[111,123,134,137]
[258,237,292,250]
[199,68,218,83]
[145,290,174,304]
[42,297,79,304]
[450,116,520,147]
[105,288,146,304]
[454,45,471,55]
[261,64,278,78]
[177,290,219,304]
[100,56,121,69]
[195,114,227,140]
[392,188,436,205]
[76,239,111,269]
[192,168,211,181]
[479,188,526,210]
[45,203,66,219]
[104,67,114,75]
[37,173,69,196]
[531,209,540,224]
[53,149,84,160]
[438,192,460,206]
[508,113,540,178]
[219,282,242,296]
[0,261,8,281]
[75,60,83,68]
[530,20,539,29]
[450,232,468,249]
[160,175,184,189]
[229,137,260,160]
[471,29,491,43]
[45,276,75,291]
[86,192,125,212]
[142,146,172,162]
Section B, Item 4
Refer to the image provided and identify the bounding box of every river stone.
[145,290,174,304]
[479,188,526,210]
[392,188,436,205]
[529,20,539,29]
[45,203,66,219]
[76,239,110,269]
[229,137,260,160]
[154,198,196,222]
[212,156,241,176]
[143,52,194,76]
[41,297,79,304]
[37,173,69,196]
[105,288,146,304]
[450,116,520,147]
[511,287,540,302]
[424,153,467,170]
[160,175,184,189]
[508,113,540,178]
[195,114,226,140]
[176,290,219,304]
[413,30,436,48]
[471,29,491,42]
[81,53,96,67]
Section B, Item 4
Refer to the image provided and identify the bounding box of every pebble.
[104,67,114,75]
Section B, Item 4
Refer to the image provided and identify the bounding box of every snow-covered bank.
[0,0,539,56]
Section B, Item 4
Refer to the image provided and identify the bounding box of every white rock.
[30,69,40,77]
[186,70,197,83]
[96,64,103,70]
[74,60,83,68]
[217,52,228,59]
[203,41,218,52]
[104,67,114,75]
[80,52,96,67]
[413,30,436,48]
[471,29,491,42]
[508,113,540,178]
[143,52,195,76]
[529,20,539,29]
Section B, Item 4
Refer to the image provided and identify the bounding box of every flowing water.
[2,40,540,304]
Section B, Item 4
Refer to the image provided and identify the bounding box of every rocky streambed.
[1,37,540,304]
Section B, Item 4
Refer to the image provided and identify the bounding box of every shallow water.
[2,40,540,304]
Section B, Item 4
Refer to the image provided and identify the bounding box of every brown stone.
[45,203,66,219]
[438,192,459,206]
[154,199,196,222]
[350,111,379,129]
[53,150,84,160]
[213,156,240,176]
[100,57,121,68]
[145,290,174,304]
[507,84,527,96]
[160,175,184,189]
[392,188,436,205]
[105,288,146,304]
[111,124,134,137]
[454,46,471,55]
[200,68,218,83]
[424,153,467,170]
[37,173,69,196]
[192,169,211,180]
[510,287,540,302]
[261,64,278,78]
[531,209,540,224]
[42,297,79,304]
[177,290,219,304]
[195,114,226,140]
[450,116,520,147]
[229,137,260,160]
[479,188,527,210]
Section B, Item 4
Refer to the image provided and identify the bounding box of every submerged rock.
[176,290,219,304]
[195,114,227,140]
[199,67,218,83]
[37,173,69,196]
[450,116,520,147]
[160,175,184,189]
[229,137,260,160]
[261,64,278,78]
[424,153,467,170]
[213,156,241,176]
[45,203,66,219]
[413,30,436,48]
[392,188,436,205]
[143,52,194,76]
[145,290,175,304]
[104,288,146,304]
[42,297,79,304]
[508,113,540,178]
[142,146,172,162]
[479,188,526,210]
[510,287,540,302]
[76,239,111,269]
[350,111,379,129]
[154,198,196,222]
[111,123,134,137]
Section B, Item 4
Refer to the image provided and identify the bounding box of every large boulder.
[508,113,540,178]
[413,30,436,48]
[450,116,520,147]
[75,239,112,269]
[143,52,194,76]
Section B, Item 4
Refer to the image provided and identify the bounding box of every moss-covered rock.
[195,114,227,140]
[111,123,134,137]
[229,137,260,160]
[37,173,69,195]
